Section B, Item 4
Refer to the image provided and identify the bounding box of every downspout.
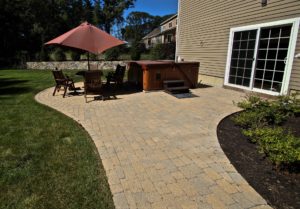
[175,0,181,62]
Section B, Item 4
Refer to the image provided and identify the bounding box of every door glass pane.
[254,79,263,88]
[277,49,288,60]
[272,82,282,92]
[231,59,238,67]
[253,24,292,92]
[269,39,279,48]
[255,69,264,79]
[228,30,257,87]
[244,69,252,78]
[279,38,290,48]
[256,60,265,69]
[247,50,254,59]
[266,61,275,70]
[267,50,277,59]
[270,27,280,38]
[264,70,274,80]
[274,71,284,82]
[230,67,237,75]
[281,26,292,37]
[257,50,267,59]
[275,61,285,71]
[259,39,268,48]
[237,68,244,77]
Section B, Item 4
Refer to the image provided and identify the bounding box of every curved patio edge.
[35,85,272,209]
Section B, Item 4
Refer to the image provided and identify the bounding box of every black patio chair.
[84,70,104,103]
[106,64,126,87]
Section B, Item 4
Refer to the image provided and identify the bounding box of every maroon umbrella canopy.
[45,22,125,54]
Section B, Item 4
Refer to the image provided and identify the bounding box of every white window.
[224,18,300,95]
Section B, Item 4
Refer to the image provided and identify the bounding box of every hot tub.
[127,61,200,91]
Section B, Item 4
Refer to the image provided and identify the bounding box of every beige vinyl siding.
[162,18,177,32]
[177,0,300,91]
[290,30,300,91]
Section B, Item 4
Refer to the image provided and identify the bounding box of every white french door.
[225,18,300,95]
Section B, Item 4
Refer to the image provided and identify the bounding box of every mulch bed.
[217,113,300,209]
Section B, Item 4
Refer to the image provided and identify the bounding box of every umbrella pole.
[87,52,90,70]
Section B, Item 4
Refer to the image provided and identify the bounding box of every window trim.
[224,17,300,95]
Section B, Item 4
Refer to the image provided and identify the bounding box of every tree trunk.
[104,23,111,34]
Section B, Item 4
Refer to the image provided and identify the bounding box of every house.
[142,14,177,49]
[142,27,162,49]
[176,0,300,96]
[160,14,177,44]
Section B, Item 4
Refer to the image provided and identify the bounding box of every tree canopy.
[123,12,174,44]
[0,0,135,67]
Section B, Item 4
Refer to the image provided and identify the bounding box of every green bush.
[243,127,300,167]
[70,51,81,61]
[53,48,66,61]
[233,93,300,168]
[233,110,268,129]
[234,94,300,127]
[276,93,300,115]
[130,42,142,60]
[104,47,120,61]
[90,54,97,60]
[38,48,50,61]
[150,43,176,60]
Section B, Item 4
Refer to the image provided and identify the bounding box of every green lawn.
[0,70,115,209]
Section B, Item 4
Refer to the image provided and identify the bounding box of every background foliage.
[0,0,135,67]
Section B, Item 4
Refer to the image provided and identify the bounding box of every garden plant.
[233,94,300,169]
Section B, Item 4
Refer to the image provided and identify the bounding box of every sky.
[124,0,178,17]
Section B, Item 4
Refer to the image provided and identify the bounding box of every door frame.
[224,17,300,95]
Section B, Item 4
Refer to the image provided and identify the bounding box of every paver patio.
[36,84,272,209]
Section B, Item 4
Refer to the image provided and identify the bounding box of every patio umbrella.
[45,22,125,69]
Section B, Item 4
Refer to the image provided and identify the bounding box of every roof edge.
[160,14,177,26]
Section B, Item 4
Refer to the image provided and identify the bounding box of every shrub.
[70,51,81,61]
[150,43,176,60]
[233,93,300,168]
[38,48,50,61]
[243,127,300,167]
[130,42,142,60]
[89,53,98,60]
[234,94,300,127]
[235,94,269,110]
[275,93,300,115]
[233,110,268,129]
[150,43,164,60]
[53,48,66,61]
[104,47,120,61]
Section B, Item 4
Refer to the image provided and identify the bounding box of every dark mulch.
[217,113,300,209]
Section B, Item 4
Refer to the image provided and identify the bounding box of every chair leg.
[84,89,88,103]
[53,85,58,96]
[63,85,68,98]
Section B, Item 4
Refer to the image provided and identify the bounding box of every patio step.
[163,80,185,88]
[164,80,190,94]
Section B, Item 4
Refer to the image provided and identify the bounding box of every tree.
[101,0,135,33]
[93,0,102,26]
[0,0,136,67]
[83,0,94,23]
[124,12,154,42]
[123,12,175,44]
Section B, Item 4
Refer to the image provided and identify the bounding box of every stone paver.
[35,84,272,209]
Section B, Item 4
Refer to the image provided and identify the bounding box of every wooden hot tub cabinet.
[127,61,200,91]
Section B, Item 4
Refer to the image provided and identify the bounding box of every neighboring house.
[160,14,177,44]
[142,27,162,49]
[142,14,177,49]
[176,0,300,96]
